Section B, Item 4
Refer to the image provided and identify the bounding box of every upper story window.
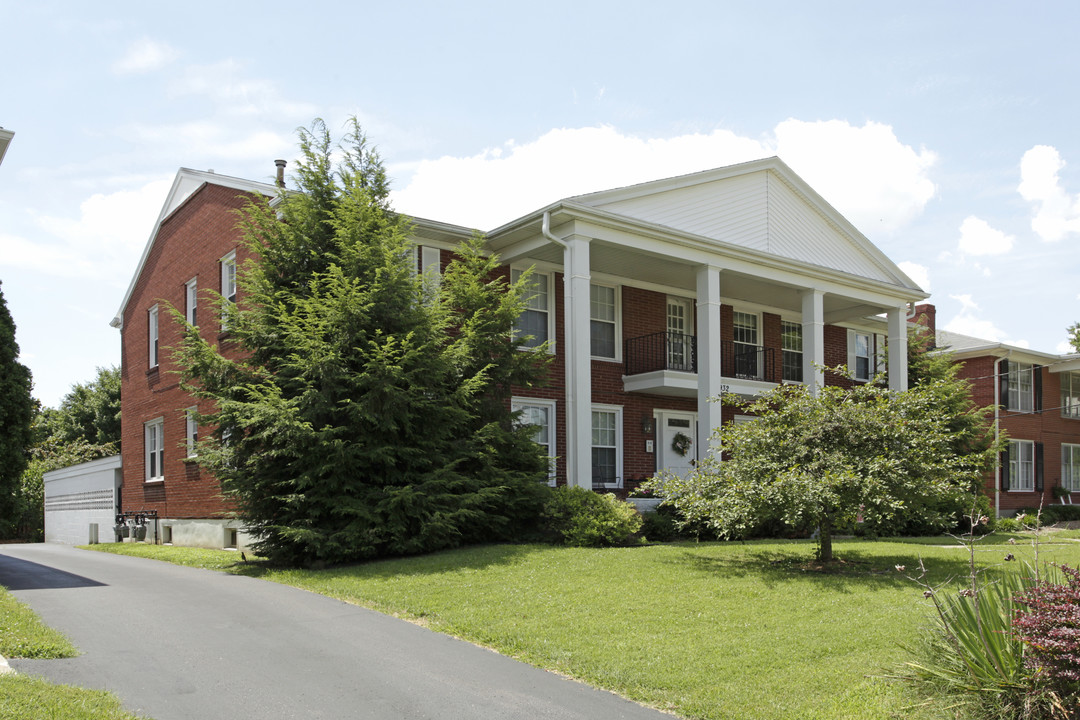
[511,268,551,350]
[185,278,198,326]
[148,305,159,368]
[1062,371,1080,419]
[221,251,237,329]
[590,283,618,359]
[185,407,199,458]
[732,311,760,379]
[781,321,803,383]
[1005,361,1039,413]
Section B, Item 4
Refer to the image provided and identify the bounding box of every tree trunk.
[818,522,833,562]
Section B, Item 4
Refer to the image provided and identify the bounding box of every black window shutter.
[999,359,1010,409]
[1034,365,1043,412]
[1036,443,1045,492]
[1000,447,1010,492]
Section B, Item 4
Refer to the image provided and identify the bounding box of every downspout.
[542,212,574,486]
[994,352,1011,518]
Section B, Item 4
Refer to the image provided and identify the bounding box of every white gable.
[573,160,916,289]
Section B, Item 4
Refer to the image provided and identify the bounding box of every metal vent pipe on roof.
[275,159,287,188]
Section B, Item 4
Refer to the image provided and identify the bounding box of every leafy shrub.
[1038,505,1080,524]
[1012,563,1080,700]
[996,517,1021,533]
[640,504,680,542]
[541,487,642,547]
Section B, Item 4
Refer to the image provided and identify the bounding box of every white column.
[801,289,825,395]
[696,266,724,455]
[564,236,593,489]
[887,305,909,391]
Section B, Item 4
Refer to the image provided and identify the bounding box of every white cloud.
[1018,145,1080,242]
[957,215,1014,255]
[391,120,937,232]
[1057,340,1075,355]
[771,119,937,234]
[943,294,1029,347]
[896,261,930,291]
[12,178,173,286]
[113,38,179,75]
[171,61,318,118]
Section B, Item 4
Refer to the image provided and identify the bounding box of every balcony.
[622,332,777,397]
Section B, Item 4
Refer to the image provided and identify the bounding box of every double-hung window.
[185,278,198,326]
[1003,439,1040,492]
[1062,371,1080,420]
[733,311,760,379]
[145,419,164,481]
[185,407,199,458]
[1006,361,1036,412]
[221,251,237,329]
[850,331,871,382]
[591,405,622,489]
[512,398,556,485]
[590,284,618,359]
[781,321,803,382]
[148,305,159,368]
[1063,444,1080,492]
[511,269,551,350]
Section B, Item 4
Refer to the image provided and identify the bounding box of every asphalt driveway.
[0,543,672,720]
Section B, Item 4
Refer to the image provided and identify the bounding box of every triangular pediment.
[571,158,919,290]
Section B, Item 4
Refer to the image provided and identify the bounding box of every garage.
[43,455,122,545]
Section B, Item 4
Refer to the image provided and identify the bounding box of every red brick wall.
[120,183,260,519]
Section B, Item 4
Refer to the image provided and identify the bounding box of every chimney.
[275,159,287,188]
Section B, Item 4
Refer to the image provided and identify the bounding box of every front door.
[657,411,698,479]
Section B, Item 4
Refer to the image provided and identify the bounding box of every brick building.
[111,157,927,549]
[917,306,1080,518]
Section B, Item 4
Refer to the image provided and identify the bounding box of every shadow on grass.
[658,538,988,593]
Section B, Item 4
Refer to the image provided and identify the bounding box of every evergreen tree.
[173,119,550,565]
[0,282,35,538]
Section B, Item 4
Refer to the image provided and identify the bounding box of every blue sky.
[3,1,1079,407]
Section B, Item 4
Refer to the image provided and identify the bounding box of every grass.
[0,585,146,719]
[86,533,1080,720]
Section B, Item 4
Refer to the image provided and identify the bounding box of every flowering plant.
[628,484,660,499]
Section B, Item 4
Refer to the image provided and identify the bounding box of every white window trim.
[1062,371,1080,420]
[185,407,199,459]
[1063,443,1080,492]
[1007,362,1035,413]
[875,333,887,375]
[846,329,873,382]
[1008,439,1035,492]
[185,278,198,327]
[221,250,237,328]
[512,397,557,486]
[145,418,164,482]
[511,267,555,354]
[591,403,623,489]
[732,309,763,380]
[780,319,803,384]
[148,305,159,369]
[590,282,621,362]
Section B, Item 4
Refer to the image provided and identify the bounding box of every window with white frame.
[185,407,199,458]
[512,398,557,485]
[511,268,551,350]
[732,311,760,379]
[185,278,198,326]
[849,330,872,382]
[221,251,237,328]
[1063,444,1080,492]
[781,321,802,382]
[1007,362,1035,412]
[591,405,622,488]
[145,418,164,481]
[1062,372,1080,420]
[590,284,618,359]
[1008,439,1035,491]
[148,305,159,368]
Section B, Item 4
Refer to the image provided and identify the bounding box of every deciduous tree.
[0,282,34,538]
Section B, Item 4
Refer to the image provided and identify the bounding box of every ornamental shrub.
[1012,563,1080,700]
[542,487,642,547]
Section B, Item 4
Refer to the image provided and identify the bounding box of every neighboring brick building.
[915,305,1080,517]
[112,157,927,549]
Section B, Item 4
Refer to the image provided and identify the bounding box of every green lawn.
[0,585,146,720]
[87,533,1080,720]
